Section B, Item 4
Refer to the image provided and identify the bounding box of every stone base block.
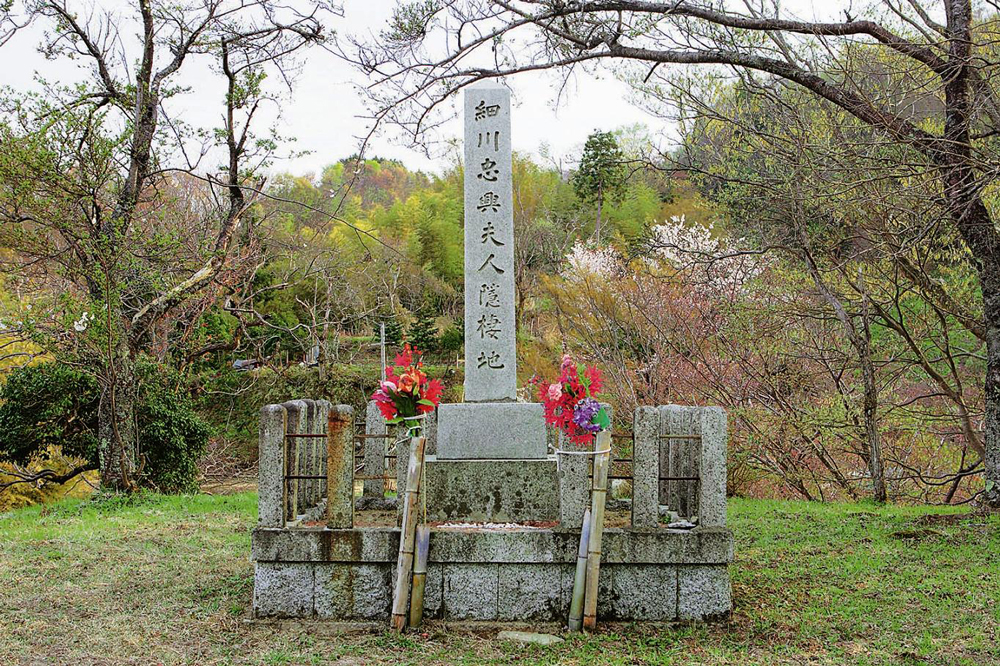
[251,527,734,621]
[437,403,546,459]
[423,456,559,523]
[253,560,730,622]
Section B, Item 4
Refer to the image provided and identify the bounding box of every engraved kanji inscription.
[478,253,505,274]
[477,350,505,369]
[477,192,501,212]
[477,131,500,151]
[476,157,499,182]
[475,100,501,120]
[481,220,504,246]
[476,313,502,340]
[479,283,501,308]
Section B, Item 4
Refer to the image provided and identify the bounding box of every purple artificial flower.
[572,397,602,434]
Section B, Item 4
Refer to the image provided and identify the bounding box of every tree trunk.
[981,270,1000,507]
[98,332,139,492]
[594,183,603,246]
[799,229,887,502]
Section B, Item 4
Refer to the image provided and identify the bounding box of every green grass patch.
[0,494,996,665]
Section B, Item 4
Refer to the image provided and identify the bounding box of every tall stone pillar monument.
[425,83,558,522]
[463,83,516,401]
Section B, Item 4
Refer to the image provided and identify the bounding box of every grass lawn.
[0,494,996,665]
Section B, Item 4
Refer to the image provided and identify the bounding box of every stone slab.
[436,402,547,459]
[497,631,564,646]
[424,456,559,523]
[464,83,516,401]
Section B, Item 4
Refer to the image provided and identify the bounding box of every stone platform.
[253,526,733,622]
[423,455,559,523]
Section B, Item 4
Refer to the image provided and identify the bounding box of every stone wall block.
[497,563,566,621]
[677,565,732,620]
[443,563,499,620]
[611,564,678,621]
[253,562,314,618]
[315,563,392,620]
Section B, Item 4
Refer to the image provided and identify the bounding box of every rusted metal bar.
[355,434,395,440]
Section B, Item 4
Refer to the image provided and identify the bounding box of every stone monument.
[251,82,734,624]
[426,82,555,521]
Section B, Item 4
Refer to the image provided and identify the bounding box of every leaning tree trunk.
[981,278,1000,508]
[98,332,139,492]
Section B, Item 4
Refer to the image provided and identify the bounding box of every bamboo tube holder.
[567,507,591,631]
[409,525,430,628]
[390,436,426,632]
[582,431,611,631]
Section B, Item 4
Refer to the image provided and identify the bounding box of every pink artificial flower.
[380,380,397,393]
[561,354,574,371]
[547,383,563,401]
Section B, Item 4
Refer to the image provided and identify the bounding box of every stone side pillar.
[258,404,287,528]
[281,400,307,518]
[326,404,354,528]
[698,407,728,527]
[631,406,660,528]
[363,400,387,498]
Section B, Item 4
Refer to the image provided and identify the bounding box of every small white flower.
[74,312,91,332]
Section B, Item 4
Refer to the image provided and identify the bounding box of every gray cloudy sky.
[3,0,835,175]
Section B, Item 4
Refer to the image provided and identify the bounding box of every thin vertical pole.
[380,322,386,381]
[583,431,611,631]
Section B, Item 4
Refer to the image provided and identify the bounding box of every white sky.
[2,0,849,176]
